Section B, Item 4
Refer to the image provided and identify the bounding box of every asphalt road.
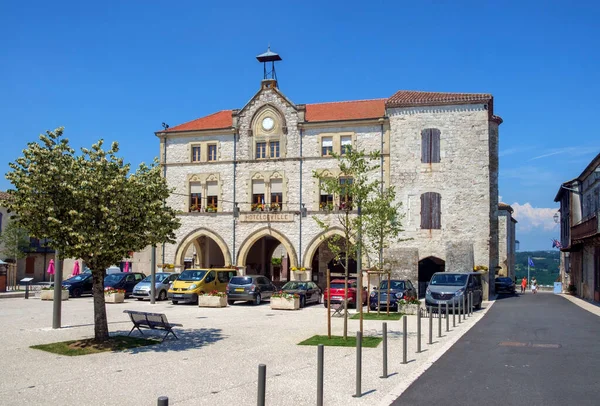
[392,292,600,406]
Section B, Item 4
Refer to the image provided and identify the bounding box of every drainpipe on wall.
[233,127,238,266]
[299,125,303,270]
[161,134,167,266]
[379,120,385,269]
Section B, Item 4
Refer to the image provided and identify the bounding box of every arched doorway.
[304,229,355,290]
[418,256,445,298]
[237,228,297,285]
[175,228,231,269]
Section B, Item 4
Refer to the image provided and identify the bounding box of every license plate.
[173,294,183,298]
[235,288,244,292]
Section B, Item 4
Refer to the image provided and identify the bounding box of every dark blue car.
[62,273,93,297]
[369,279,417,310]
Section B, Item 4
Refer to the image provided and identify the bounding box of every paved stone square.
[0,295,492,405]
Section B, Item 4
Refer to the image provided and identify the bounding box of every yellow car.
[168,268,237,304]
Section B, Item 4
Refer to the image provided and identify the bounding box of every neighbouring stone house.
[498,202,517,280]
[555,152,600,302]
[156,49,503,299]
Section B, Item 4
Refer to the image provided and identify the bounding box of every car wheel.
[475,300,482,310]
[172,300,179,305]
[254,293,262,305]
[72,288,82,298]
[158,290,167,301]
[137,298,144,301]
[227,299,235,306]
[300,296,306,308]
[324,302,328,308]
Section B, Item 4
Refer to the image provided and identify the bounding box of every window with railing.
[206,181,218,212]
[190,182,202,212]
[270,179,282,211]
[339,177,353,210]
[252,180,265,211]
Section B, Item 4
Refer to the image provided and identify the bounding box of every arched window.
[421,128,441,163]
[421,192,441,229]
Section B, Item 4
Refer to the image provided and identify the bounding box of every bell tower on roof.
[256,46,282,89]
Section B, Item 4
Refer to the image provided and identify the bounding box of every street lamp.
[515,240,520,251]
[553,212,560,223]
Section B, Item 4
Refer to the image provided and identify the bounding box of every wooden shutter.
[431,129,441,163]
[431,192,441,229]
[421,129,431,163]
[420,193,431,229]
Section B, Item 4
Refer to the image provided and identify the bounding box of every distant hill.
[514,250,560,286]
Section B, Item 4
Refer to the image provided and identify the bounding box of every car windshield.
[67,274,90,282]
[142,274,168,283]
[104,274,124,284]
[429,274,468,286]
[282,282,308,290]
[177,270,207,282]
[330,282,356,289]
[229,276,253,285]
[379,280,405,290]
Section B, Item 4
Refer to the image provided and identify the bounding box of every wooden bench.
[330,300,347,317]
[123,310,183,342]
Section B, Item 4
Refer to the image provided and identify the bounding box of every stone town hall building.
[156,50,503,298]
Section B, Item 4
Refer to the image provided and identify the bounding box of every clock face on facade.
[262,117,275,131]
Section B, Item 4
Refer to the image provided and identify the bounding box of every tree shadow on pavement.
[112,327,226,353]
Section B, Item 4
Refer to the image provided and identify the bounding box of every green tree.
[3,128,180,342]
[0,219,30,261]
[313,147,380,339]
[362,186,405,314]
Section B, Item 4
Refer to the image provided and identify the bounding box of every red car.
[323,278,368,308]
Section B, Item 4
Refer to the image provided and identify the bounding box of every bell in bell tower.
[256,46,282,89]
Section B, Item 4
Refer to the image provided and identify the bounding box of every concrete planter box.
[40,289,69,301]
[198,296,227,308]
[105,292,125,303]
[398,303,420,315]
[270,297,300,310]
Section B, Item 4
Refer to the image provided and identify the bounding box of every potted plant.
[205,205,217,213]
[319,202,334,212]
[269,203,281,212]
[40,286,69,301]
[251,203,264,212]
[270,291,300,310]
[104,287,125,303]
[190,204,201,212]
[398,296,420,315]
[290,266,306,273]
[198,290,227,307]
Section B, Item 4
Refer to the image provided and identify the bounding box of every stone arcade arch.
[418,256,445,298]
[174,228,231,269]
[236,227,298,271]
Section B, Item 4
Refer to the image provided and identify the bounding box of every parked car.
[226,275,276,305]
[279,281,322,308]
[62,273,93,297]
[104,272,146,298]
[133,272,179,301]
[369,279,417,310]
[425,272,483,310]
[495,277,516,294]
[168,268,237,304]
[323,278,368,308]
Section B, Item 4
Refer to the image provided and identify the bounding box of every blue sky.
[1,1,598,251]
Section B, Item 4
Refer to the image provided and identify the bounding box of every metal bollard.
[428,307,433,344]
[402,316,407,364]
[258,364,266,406]
[24,283,29,299]
[353,331,362,398]
[317,344,324,406]
[417,307,422,353]
[157,396,169,406]
[381,323,388,378]
[470,292,473,316]
[453,300,456,327]
[467,292,471,317]
[463,295,466,320]
[446,302,449,332]
[437,303,442,338]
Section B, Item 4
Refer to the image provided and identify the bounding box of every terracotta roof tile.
[0,191,11,201]
[386,90,492,108]
[164,110,233,132]
[305,99,386,122]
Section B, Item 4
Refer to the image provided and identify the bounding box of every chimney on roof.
[256,46,281,89]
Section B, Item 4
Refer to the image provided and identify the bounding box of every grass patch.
[298,335,382,348]
[30,335,159,356]
[350,312,402,320]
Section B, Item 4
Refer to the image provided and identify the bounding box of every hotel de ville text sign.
[240,213,294,223]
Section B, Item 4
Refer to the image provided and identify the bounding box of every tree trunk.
[343,251,349,340]
[91,269,109,342]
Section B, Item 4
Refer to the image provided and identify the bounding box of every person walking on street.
[521,277,527,294]
[531,277,538,294]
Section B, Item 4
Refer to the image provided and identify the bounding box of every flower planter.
[198,296,227,308]
[105,292,125,303]
[398,303,420,315]
[270,297,300,310]
[40,289,69,301]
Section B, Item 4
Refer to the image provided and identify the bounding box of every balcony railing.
[571,213,599,241]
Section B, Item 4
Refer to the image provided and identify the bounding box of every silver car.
[425,272,483,310]
[132,273,178,301]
